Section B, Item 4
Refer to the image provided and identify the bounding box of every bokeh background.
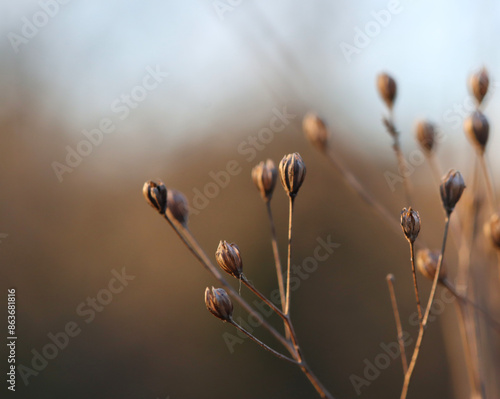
[2,0,500,398]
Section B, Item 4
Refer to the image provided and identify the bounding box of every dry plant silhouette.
[142,68,500,398]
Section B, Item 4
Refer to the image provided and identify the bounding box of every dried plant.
[143,67,500,399]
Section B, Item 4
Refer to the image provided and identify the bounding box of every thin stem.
[443,279,500,333]
[266,200,286,310]
[242,276,300,356]
[393,138,413,206]
[162,214,293,354]
[478,153,497,213]
[400,216,450,399]
[454,301,482,397]
[285,195,295,316]
[386,274,408,374]
[230,320,298,365]
[323,146,429,250]
[409,242,423,325]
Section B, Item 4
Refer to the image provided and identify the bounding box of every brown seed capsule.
[415,120,436,153]
[205,287,233,322]
[470,67,489,105]
[303,113,329,151]
[486,213,500,249]
[416,249,446,282]
[400,207,421,243]
[464,111,489,153]
[251,159,277,202]
[166,189,189,226]
[279,152,306,198]
[215,241,243,278]
[143,180,167,214]
[377,73,397,110]
[440,169,466,214]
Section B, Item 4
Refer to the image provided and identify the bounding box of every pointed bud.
[377,73,397,110]
[143,180,167,214]
[416,249,446,282]
[400,207,421,243]
[251,159,277,202]
[415,120,437,153]
[279,152,306,198]
[303,113,329,151]
[440,170,466,214]
[215,241,243,278]
[205,287,233,322]
[486,213,500,249]
[464,111,489,153]
[470,67,489,105]
[167,189,189,226]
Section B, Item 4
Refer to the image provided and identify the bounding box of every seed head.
[279,152,306,198]
[464,111,489,153]
[486,213,500,249]
[143,180,167,214]
[415,120,437,153]
[440,169,466,215]
[400,207,421,243]
[416,249,446,282]
[167,189,189,226]
[303,113,329,151]
[377,73,397,110]
[204,287,233,322]
[251,159,277,202]
[470,67,489,105]
[215,241,243,278]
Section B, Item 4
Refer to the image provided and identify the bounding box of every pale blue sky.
[2,0,500,160]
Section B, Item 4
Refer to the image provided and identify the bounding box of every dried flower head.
[400,207,421,243]
[464,111,489,153]
[415,120,437,153]
[143,180,167,214]
[167,189,189,226]
[251,159,277,202]
[440,169,466,214]
[303,113,329,151]
[377,73,397,110]
[486,213,500,249]
[215,241,243,278]
[205,287,233,322]
[416,249,446,282]
[470,67,489,105]
[279,152,306,198]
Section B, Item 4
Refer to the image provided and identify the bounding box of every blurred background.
[1,0,500,398]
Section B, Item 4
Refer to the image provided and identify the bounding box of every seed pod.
[167,189,189,226]
[303,113,329,151]
[279,152,306,198]
[470,67,489,105]
[464,111,489,153]
[400,207,421,243]
[143,180,167,214]
[415,120,436,153]
[440,170,466,214]
[377,73,397,110]
[486,213,500,249]
[215,241,243,278]
[251,159,277,202]
[205,287,233,322]
[416,249,446,282]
